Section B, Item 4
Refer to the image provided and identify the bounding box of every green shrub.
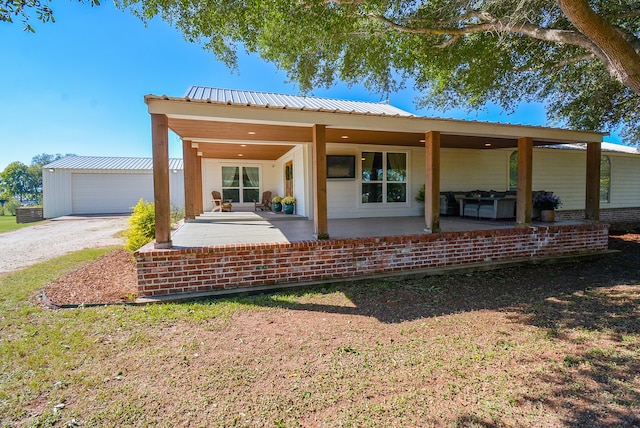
[170,204,185,226]
[416,185,425,203]
[3,198,20,216]
[125,199,155,251]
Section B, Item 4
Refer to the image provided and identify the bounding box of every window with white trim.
[361,151,407,203]
[222,166,260,203]
[600,155,611,203]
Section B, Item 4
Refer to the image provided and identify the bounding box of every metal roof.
[183,86,415,117]
[146,89,607,144]
[545,142,639,154]
[44,156,184,170]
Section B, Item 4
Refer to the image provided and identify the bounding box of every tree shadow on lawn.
[234,234,640,427]
[243,234,640,325]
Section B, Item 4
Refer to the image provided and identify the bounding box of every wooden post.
[182,140,197,220]
[424,131,440,233]
[516,137,533,226]
[195,152,203,214]
[312,124,329,239]
[151,114,172,248]
[585,142,601,221]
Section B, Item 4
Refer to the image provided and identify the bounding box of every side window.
[600,155,611,203]
[509,151,518,191]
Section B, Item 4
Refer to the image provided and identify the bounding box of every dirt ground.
[27,230,640,426]
[45,230,640,307]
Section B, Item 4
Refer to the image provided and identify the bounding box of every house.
[42,156,184,218]
[135,87,639,298]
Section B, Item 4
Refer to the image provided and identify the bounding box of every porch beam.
[182,140,197,220]
[585,142,601,221]
[516,137,533,226]
[312,124,329,239]
[151,113,172,248]
[424,131,441,233]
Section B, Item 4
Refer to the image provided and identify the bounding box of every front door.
[285,161,293,197]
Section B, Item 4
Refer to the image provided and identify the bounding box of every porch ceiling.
[191,142,295,161]
[167,116,591,160]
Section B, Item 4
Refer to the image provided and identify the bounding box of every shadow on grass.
[230,234,640,325]
[226,233,640,427]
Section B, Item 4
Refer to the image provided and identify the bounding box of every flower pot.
[283,203,295,215]
[540,209,555,222]
[273,202,282,212]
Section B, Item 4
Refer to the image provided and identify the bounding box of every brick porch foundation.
[556,207,640,227]
[136,223,610,297]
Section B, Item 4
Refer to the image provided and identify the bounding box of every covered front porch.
[145,89,607,247]
[137,87,610,298]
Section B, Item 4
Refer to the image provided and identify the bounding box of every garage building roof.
[44,156,184,170]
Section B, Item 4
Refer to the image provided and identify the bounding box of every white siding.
[71,172,154,214]
[532,149,586,210]
[43,169,73,218]
[609,153,640,208]
[43,168,184,218]
[198,143,640,219]
[441,149,511,191]
[169,170,185,210]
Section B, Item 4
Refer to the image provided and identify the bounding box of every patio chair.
[254,191,272,212]
[211,191,232,212]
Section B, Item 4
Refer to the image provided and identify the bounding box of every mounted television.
[327,155,356,179]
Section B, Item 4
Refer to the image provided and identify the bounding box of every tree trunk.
[557,0,640,95]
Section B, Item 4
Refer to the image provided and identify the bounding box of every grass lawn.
[1,241,639,427]
[0,214,44,234]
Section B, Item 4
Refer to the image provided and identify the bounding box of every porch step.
[188,211,307,223]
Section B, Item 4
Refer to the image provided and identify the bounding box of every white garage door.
[72,173,154,214]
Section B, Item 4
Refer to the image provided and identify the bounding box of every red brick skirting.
[136,223,610,297]
[556,207,640,226]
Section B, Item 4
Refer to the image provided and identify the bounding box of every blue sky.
[0,1,622,171]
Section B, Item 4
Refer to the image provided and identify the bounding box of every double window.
[222,166,260,203]
[361,151,407,203]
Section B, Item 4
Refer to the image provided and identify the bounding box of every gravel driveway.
[0,215,128,274]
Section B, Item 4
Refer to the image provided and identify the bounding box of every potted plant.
[272,195,283,212]
[282,196,296,214]
[533,193,562,222]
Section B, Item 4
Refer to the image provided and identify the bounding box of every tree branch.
[557,0,640,95]
[369,10,600,53]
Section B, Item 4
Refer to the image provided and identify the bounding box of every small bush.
[125,199,155,251]
[416,185,425,203]
[170,204,185,227]
[3,198,21,216]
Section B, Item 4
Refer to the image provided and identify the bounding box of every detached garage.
[43,156,184,218]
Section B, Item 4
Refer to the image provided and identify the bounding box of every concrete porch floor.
[171,211,585,247]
